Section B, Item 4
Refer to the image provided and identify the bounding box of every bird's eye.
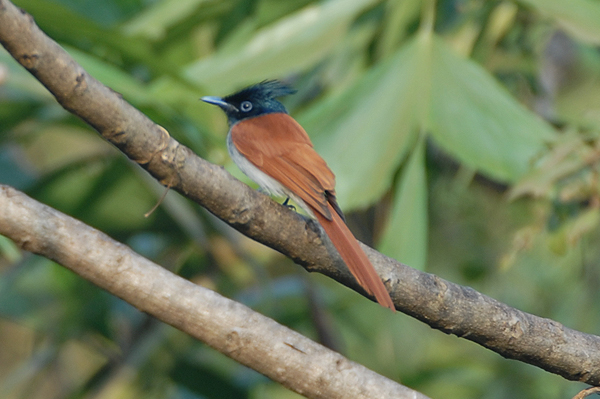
[240,101,253,112]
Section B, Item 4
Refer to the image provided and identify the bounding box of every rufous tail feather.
[313,204,395,310]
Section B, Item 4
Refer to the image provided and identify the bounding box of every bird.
[201,80,395,310]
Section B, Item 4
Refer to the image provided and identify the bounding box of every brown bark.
[0,185,426,399]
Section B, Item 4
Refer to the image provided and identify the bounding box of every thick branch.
[0,0,599,386]
[0,185,426,399]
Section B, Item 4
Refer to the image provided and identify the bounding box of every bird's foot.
[282,197,296,211]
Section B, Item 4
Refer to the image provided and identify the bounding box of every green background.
[1,0,600,398]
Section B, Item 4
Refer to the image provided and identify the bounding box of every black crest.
[225,80,296,104]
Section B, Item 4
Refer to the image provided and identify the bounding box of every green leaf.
[508,132,592,200]
[184,0,379,92]
[301,32,555,211]
[65,46,157,106]
[375,0,422,58]
[299,35,425,210]
[12,0,161,70]
[519,0,600,45]
[378,136,428,270]
[427,35,555,182]
[553,46,600,131]
[122,0,210,40]
[0,235,22,264]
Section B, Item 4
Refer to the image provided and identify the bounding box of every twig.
[572,386,600,399]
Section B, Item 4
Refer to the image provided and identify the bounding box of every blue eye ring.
[240,101,253,112]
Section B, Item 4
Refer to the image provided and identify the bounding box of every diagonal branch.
[0,0,599,386]
[0,185,427,399]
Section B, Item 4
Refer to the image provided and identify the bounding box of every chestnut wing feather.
[232,113,394,309]
[230,113,336,219]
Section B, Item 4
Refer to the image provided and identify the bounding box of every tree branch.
[0,185,427,399]
[0,0,599,386]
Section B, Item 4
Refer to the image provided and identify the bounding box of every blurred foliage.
[1,0,600,398]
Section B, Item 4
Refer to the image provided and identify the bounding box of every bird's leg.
[282,197,296,211]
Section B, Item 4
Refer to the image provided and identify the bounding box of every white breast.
[226,131,312,216]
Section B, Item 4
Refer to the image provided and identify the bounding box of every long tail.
[313,205,395,311]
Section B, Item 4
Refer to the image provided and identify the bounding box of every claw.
[282,197,296,211]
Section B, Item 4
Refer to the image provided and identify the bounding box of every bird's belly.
[227,132,311,215]
[227,133,286,196]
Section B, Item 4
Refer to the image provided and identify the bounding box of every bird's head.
[201,80,296,125]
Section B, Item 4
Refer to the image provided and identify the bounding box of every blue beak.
[201,96,238,113]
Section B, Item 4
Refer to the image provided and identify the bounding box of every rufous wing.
[231,113,335,219]
[231,113,395,310]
